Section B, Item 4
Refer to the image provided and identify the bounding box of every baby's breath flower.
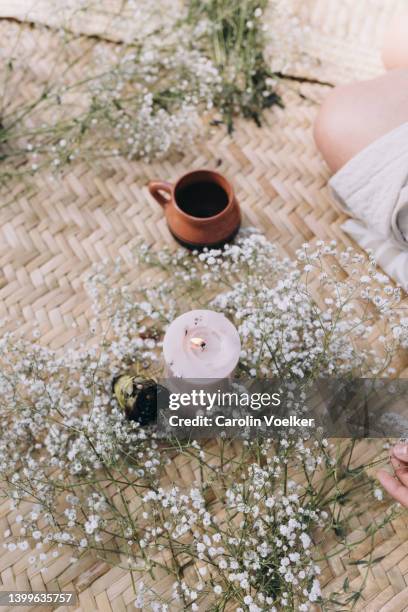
[0,230,403,611]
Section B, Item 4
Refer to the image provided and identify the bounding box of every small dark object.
[112,374,158,426]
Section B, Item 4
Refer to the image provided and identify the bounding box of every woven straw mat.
[1,0,408,610]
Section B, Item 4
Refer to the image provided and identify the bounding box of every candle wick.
[190,337,207,350]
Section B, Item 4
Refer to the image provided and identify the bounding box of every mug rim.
[173,169,234,223]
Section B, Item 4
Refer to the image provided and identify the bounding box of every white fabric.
[329,122,408,290]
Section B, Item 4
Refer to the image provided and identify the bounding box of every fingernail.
[394,444,408,458]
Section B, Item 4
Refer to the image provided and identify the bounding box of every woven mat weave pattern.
[1,1,408,610]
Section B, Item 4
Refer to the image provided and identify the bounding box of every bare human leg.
[314,13,408,173]
[314,69,408,172]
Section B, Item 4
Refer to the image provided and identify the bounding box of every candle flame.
[190,337,206,350]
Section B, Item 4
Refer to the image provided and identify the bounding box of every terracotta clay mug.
[148,169,241,249]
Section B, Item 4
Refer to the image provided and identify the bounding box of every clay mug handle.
[148,181,173,207]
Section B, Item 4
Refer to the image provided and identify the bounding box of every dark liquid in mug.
[176,181,229,218]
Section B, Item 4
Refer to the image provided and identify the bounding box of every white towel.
[329,122,408,290]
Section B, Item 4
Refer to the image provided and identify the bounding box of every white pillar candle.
[163,310,241,380]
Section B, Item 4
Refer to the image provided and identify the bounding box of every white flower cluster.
[86,41,221,161]
[11,3,222,174]
[134,440,328,610]
[0,231,403,608]
[136,230,404,379]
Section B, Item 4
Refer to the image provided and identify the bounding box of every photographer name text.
[168,414,315,428]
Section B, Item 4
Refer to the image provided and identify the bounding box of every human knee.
[314,85,355,173]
